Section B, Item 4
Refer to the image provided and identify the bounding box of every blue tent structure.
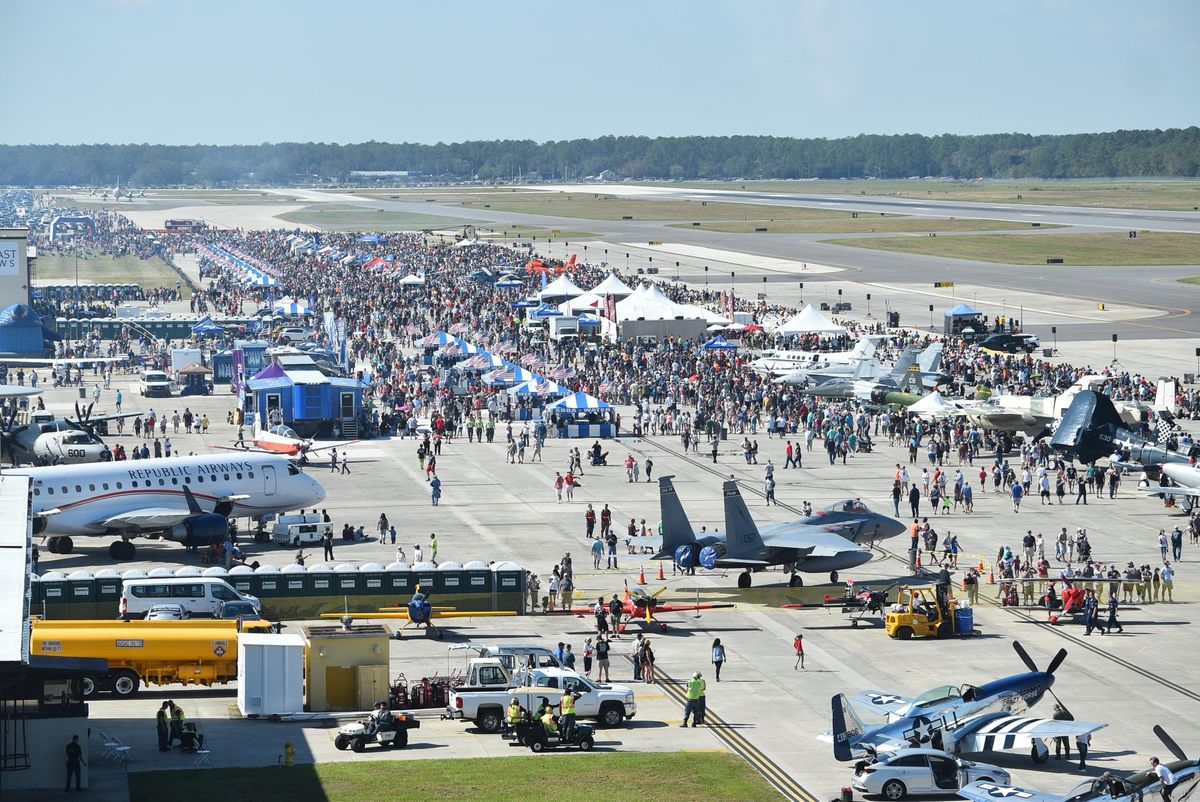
[547,391,611,411]
[357,234,386,244]
[701,335,738,350]
[945,303,981,317]
[495,276,524,288]
[530,303,564,318]
[577,313,601,327]
[192,317,225,336]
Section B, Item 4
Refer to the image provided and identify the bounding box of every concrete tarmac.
[24,358,1200,801]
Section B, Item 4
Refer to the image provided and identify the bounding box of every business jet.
[12,453,326,560]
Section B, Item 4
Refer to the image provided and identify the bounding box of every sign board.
[933,282,955,288]
[0,241,18,276]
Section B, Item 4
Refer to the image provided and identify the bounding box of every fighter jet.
[805,347,943,407]
[961,376,1161,438]
[654,476,905,588]
[826,642,1106,763]
[780,342,944,389]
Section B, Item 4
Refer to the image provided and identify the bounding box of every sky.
[4,0,1198,145]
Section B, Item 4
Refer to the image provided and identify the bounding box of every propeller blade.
[1154,725,1187,762]
[652,587,668,599]
[1046,648,1068,675]
[1012,641,1039,673]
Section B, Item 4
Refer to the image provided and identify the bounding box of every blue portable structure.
[0,304,57,355]
[244,357,367,438]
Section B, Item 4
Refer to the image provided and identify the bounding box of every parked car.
[214,600,262,621]
[145,603,189,620]
[851,748,1011,800]
[278,327,310,344]
[139,370,174,397]
[977,333,1040,354]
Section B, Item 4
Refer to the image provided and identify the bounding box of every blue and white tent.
[507,377,568,396]
[495,276,524,289]
[530,303,564,318]
[192,316,225,336]
[482,362,538,386]
[420,331,456,347]
[701,335,739,350]
[546,391,610,411]
[577,313,601,327]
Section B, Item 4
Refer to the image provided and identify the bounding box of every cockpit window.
[913,685,961,706]
[287,464,300,476]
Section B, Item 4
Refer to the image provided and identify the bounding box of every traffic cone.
[988,569,995,585]
[978,559,985,572]
[637,566,647,585]
[915,551,922,570]
[657,563,665,581]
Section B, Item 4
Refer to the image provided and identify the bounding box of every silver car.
[852,748,1011,800]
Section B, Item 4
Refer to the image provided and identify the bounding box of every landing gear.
[737,570,752,589]
[788,573,804,588]
[830,570,839,583]
[108,540,136,561]
[46,536,74,554]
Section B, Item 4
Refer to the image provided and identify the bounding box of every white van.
[121,577,261,619]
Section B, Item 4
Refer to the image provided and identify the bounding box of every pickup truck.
[271,512,326,546]
[447,661,636,732]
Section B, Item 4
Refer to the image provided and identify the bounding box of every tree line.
[2,128,1197,186]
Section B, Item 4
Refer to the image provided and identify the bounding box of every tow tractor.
[885,585,975,639]
[334,709,421,751]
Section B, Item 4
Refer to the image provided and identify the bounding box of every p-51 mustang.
[957,726,1197,802]
[827,642,1105,763]
[564,585,733,633]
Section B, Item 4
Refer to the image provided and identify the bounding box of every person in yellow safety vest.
[541,710,558,737]
[681,671,706,727]
[559,691,578,740]
[508,699,524,726]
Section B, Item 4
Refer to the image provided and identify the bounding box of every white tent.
[538,275,586,301]
[590,273,635,298]
[906,391,960,418]
[558,291,604,315]
[774,304,847,336]
[616,284,695,321]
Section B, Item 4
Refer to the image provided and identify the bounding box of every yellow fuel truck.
[30,619,275,697]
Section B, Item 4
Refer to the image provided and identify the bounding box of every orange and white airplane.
[224,422,354,461]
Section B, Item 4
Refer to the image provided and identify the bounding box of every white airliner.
[10,453,326,560]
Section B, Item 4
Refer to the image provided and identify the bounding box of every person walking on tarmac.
[681,671,707,727]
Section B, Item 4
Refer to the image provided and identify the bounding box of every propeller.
[70,401,105,443]
[1154,724,1187,762]
[1012,641,1072,715]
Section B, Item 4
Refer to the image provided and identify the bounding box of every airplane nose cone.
[1162,463,1200,486]
[310,476,327,503]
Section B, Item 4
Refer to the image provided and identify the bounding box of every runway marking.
[633,657,818,802]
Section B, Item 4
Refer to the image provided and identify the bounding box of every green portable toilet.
[227,565,255,596]
[492,561,527,614]
[94,569,123,617]
[359,563,386,610]
[66,571,97,619]
[384,564,414,606]
[34,572,70,620]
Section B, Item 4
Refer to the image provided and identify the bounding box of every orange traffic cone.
[657,563,665,581]
[637,566,647,585]
[988,569,995,585]
[915,552,922,570]
[978,559,985,572]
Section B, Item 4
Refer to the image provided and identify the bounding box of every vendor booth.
[547,391,616,438]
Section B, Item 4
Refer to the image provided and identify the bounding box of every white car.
[145,603,189,620]
[278,327,310,344]
[851,748,1010,800]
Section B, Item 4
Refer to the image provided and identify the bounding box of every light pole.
[866,293,871,317]
[929,304,935,330]
[799,282,804,304]
[704,266,709,287]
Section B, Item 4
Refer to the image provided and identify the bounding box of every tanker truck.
[30,618,278,698]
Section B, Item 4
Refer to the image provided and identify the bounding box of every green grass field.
[277,204,482,231]
[822,231,1200,266]
[662,180,1200,211]
[669,218,1045,234]
[31,253,187,292]
[1177,276,1200,285]
[127,753,783,802]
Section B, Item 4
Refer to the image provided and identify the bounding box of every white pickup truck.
[270,512,326,546]
[446,659,636,732]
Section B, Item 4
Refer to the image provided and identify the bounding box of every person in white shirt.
[1151,757,1177,802]
[1162,563,1175,601]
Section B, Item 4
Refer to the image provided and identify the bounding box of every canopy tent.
[530,303,564,318]
[272,301,311,317]
[495,276,524,288]
[701,335,738,350]
[590,273,635,298]
[537,275,586,302]
[906,391,960,418]
[945,303,982,318]
[481,362,538,386]
[547,391,611,411]
[452,337,483,355]
[615,284,697,322]
[558,291,604,314]
[507,377,569,397]
[577,313,601,327]
[774,304,847,336]
[398,274,425,285]
[192,316,224,336]
[419,331,456,347]
[458,352,506,371]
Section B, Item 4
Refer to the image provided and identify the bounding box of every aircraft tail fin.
[848,336,876,361]
[889,347,917,379]
[1050,390,1126,464]
[654,476,696,560]
[723,480,763,555]
[1153,379,1178,416]
[831,693,866,762]
[917,342,943,374]
[181,485,204,515]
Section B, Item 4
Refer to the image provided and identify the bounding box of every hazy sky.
[5,0,1197,145]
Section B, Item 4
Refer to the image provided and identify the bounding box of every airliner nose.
[309,475,327,504]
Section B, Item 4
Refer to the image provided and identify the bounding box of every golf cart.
[334,706,421,751]
[513,718,597,752]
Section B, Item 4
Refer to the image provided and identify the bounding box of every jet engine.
[166,513,228,548]
[699,543,727,569]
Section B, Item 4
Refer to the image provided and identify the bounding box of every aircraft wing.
[97,508,192,530]
[1143,486,1200,497]
[764,525,868,557]
[305,441,359,454]
[957,782,1064,802]
[713,558,771,568]
[0,384,42,398]
[951,714,1107,754]
[850,691,916,716]
[652,602,735,614]
[429,610,518,619]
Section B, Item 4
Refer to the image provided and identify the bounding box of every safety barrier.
[31,560,527,620]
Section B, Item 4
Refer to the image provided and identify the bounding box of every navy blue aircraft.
[826,642,1105,763]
